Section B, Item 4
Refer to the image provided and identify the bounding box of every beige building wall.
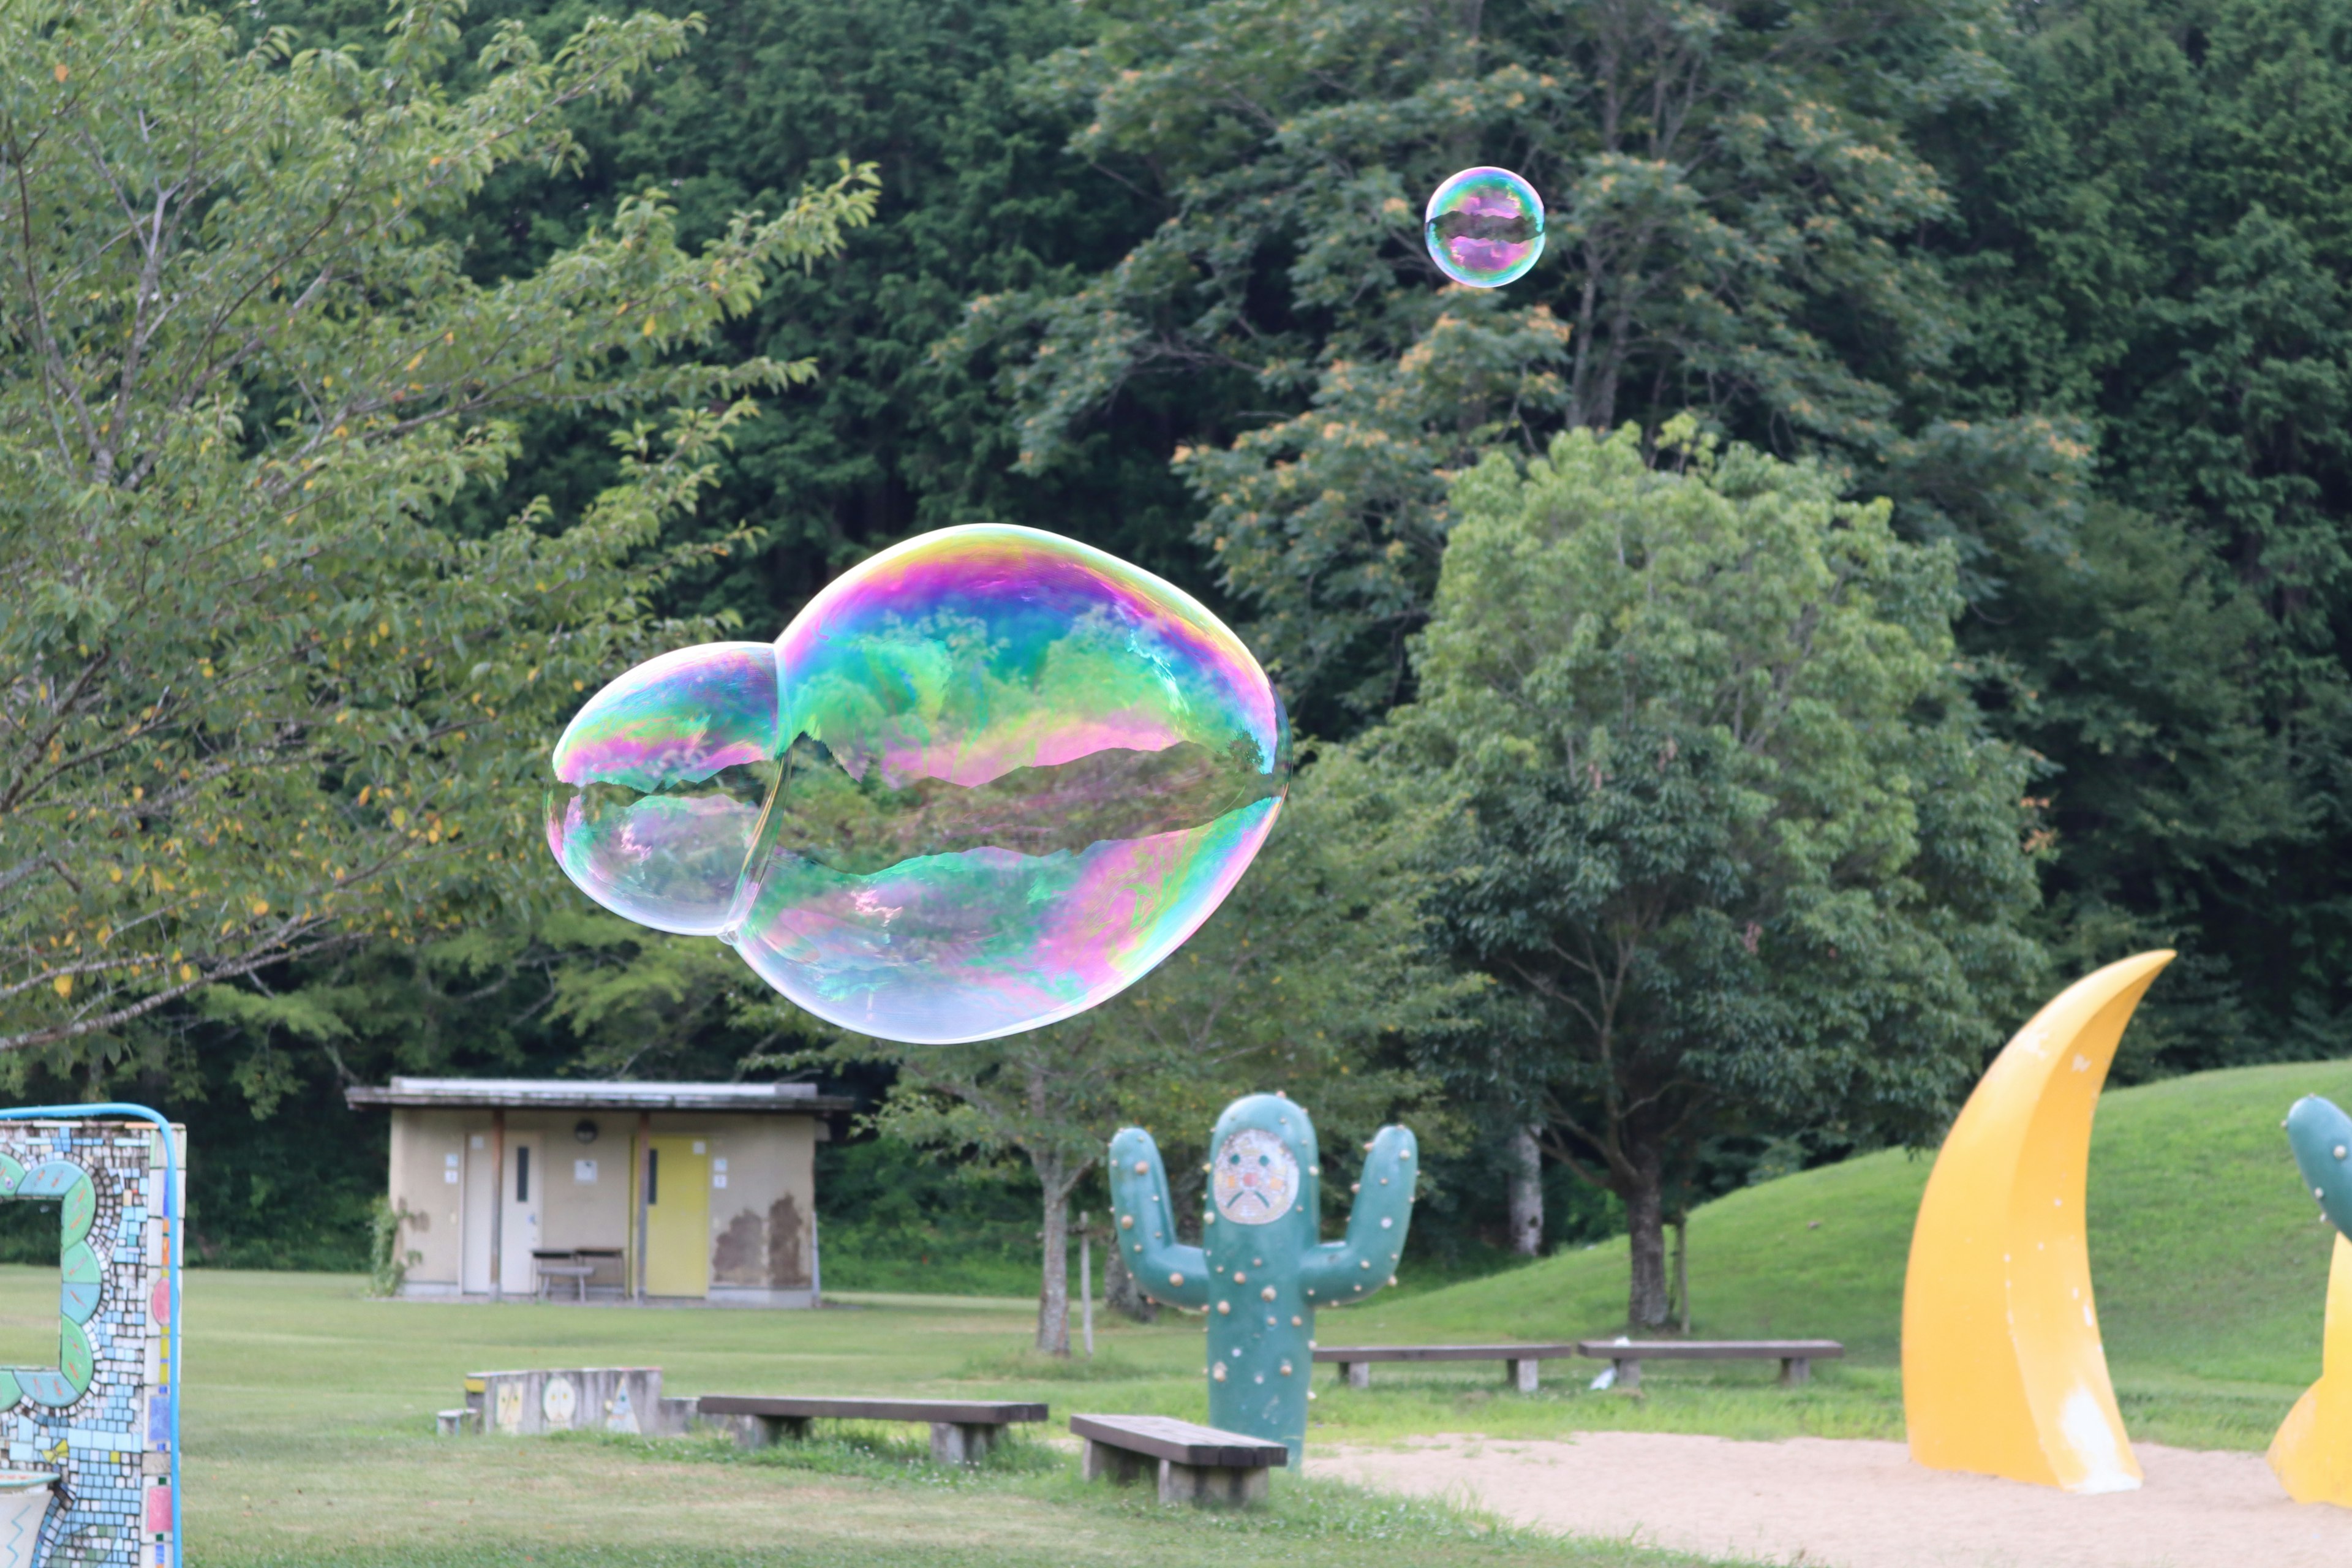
[677,1112,821,1303]
[388,1109,471,1292]
[512,1110,633,1254]
[386,1106,823,1306]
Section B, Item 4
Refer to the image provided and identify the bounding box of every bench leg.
[1082,1438,1148,1486]
[930,1421,997,1466]
[1507,1358,1539,1394]
[1613,1357,1641,1392]
[1159,1459,1268,1506]
[727,1414,804,1449]
[1345,1362,1370,1390]
[1781,1357,1811,1387]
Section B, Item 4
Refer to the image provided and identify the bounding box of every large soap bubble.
[1424,166,1545,288]
[547,526,1291,1044]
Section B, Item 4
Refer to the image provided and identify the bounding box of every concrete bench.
[533,1263,594,1302]
[1312,1342,1583,1393]
[695,1395,1048,1465]
[434,1407,478,1436]
[1575,1338,1844,1390]
[1071,1413,1287,1506]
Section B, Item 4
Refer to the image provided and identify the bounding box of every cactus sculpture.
[1107,1093,1416,1463]
[2288,1095,2352,1237]
[2271,1095,2352,1504]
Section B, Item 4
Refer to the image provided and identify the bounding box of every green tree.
[977,0,2034,730]
[809,746,1466,1354]
[0,0,875,1056]
[1389,423,2044,1328]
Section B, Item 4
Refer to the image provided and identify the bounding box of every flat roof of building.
[345,1077,854,1114]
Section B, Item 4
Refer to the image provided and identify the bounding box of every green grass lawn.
[1335,1058,2352,1450]
[170,1269,1745,1568]
[140,1060,2352,1562]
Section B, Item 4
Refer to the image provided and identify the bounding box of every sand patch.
[1317,1431,2352,1567]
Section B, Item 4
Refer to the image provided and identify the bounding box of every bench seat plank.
[696,1395,1047,1424]
[1310,1343,1582,1363]
[1572,1340,1842,1360]
[1069,1413,1289,1469]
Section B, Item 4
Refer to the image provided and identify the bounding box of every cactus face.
[2288,1095,2352,1240]
[1108,1093,1417,1464]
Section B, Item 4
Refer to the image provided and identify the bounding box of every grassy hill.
[1330,1061,2352,1438]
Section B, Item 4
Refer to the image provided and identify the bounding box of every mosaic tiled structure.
[0,1122,179,1568]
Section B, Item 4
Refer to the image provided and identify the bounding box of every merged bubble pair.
[545,526,1291,1045]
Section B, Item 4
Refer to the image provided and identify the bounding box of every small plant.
[366,1197,420,1298]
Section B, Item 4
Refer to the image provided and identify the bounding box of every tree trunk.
[1035,1156,1075,1355]
[1623,1148,1670,1330]
[1102,1231,1158,1322]
[1672,1213,1689,1335]
[1507,1125,1544,1257]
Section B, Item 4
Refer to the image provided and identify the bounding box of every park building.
[345,1077,852,1308]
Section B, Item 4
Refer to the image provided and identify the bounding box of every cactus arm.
[1107,1126,1209,1310]
[2289,1096,2352,1242]
[1299,1124,1418,1306]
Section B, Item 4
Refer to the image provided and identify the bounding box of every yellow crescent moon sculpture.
[1902,950,2173,1493]
[2269,1232,2352,1501]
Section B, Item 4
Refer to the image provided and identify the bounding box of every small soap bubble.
[548,525,1291,1044]
[1423,167,1545,288]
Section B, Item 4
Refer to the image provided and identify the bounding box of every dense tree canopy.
[981,0,2051,728]
[18,0,2352,1292]
[1922,0,2352,1067]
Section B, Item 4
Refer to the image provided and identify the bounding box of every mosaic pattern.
[0,1123,177,1567]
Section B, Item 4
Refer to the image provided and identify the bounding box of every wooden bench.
[1071,1413,1287,1506]
[1575,1338,1844,1390]
[1312,1343,1583,1393]
[694,1395,1048,1465]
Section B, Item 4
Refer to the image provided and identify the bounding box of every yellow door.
[641,1136,710,1297]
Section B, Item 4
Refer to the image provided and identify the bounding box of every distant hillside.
[1349,1062,2352,1388]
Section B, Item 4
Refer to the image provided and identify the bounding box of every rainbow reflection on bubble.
[1424,167,1545,288]
[546,525,1291,1044]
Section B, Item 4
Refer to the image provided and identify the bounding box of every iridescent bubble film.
[545,642,779,936]
[547,526,1291,1044]
[1424,166,1545,288]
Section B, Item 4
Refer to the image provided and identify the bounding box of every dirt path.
[1317,1432,2352,1568]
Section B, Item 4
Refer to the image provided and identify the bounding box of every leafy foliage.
[0,0,875,1058]
[1389,423,2044,1325]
